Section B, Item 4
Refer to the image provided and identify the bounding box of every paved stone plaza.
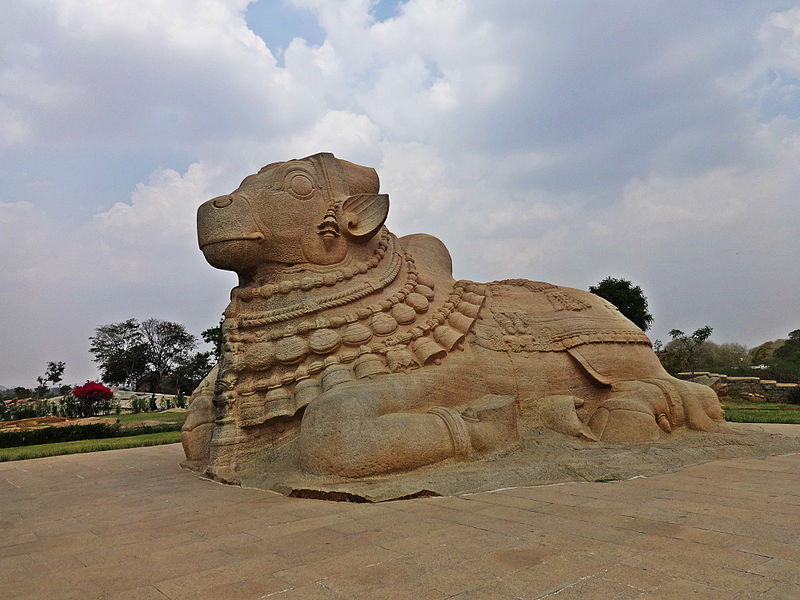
[2,431,799,599]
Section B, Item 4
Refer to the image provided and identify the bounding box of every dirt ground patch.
[0,415,118,432]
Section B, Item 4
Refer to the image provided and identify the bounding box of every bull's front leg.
[298,377,518,478]
[587,377,728,442]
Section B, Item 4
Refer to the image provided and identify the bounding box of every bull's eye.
[289,174,314,199]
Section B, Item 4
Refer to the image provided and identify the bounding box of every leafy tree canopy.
[173,351,213,394]
[89,319,148,388]
[589,276,654,331]
[656,326,713,375]
[770,329,800,379]
[202,317,224,360]
[45,361,65,387]
[140,318,197,381]
[749,340,784,366]
[0,386,33,401]
[774,329,800,360]
[34,360,66,399]
[653,327,800,382]
[90,318,198,391]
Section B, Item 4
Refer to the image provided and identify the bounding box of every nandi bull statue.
[182,152,726,497]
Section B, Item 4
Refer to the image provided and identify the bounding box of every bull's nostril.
[213,196,233,208]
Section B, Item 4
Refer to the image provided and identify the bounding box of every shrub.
[61,393,80,417]
[2,398,51,421]
[0,422,182,448]
[787,386,800,405]
[71,381,113,417]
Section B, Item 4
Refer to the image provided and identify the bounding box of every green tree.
[589,277,654,331]
[13,386,32,399]
[89,319,148,389]
[34,360,66,399]
[666,326,713,375]
[202,317,224,360]
[716,343,750,369]
[749,340,783,366]
[771,329,800,379]
[173,351,213,400]
[140,318,197,395]
[687,341,750,372]
[90,317,206,395]
[773,329,800,360]
[45,361,66,388]
[34,376,48,400]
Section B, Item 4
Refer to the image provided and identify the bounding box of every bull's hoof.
[588,398,665,443]
[670,379,729,432]
[527,395,599,441]
[462,395,519,454]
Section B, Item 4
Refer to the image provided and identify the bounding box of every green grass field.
[0,431,182,462]
[722,397,800,424]
[0,410,187,461]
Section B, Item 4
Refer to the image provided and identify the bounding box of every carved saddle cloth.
[472,279,651,354]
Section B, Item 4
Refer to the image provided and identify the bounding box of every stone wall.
[678,372,799,402]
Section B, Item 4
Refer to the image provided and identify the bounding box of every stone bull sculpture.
[182,152,726,491]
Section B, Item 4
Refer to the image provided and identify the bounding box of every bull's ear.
[340,193,389,240]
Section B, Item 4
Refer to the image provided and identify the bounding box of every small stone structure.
[680,372,798,402]
[182,152,727,499]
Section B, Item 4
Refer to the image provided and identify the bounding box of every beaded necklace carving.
[213,229,486,428]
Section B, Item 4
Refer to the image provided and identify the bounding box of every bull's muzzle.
[197,194,265,271]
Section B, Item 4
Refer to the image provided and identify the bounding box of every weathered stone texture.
[183,152,727,499]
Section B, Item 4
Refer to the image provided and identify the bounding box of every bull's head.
[197,152,389,274]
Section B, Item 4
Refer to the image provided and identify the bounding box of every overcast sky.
[1,0,799,388]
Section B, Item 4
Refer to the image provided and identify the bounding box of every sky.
[1,0,799,388]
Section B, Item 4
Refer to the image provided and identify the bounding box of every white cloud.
[2,1,800,386]
[285,110,381,166]
[93,163,216,243]
[759,7,800,73]
[0,0,322,150]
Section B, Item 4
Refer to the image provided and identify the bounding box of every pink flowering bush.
[1,397,51,421]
